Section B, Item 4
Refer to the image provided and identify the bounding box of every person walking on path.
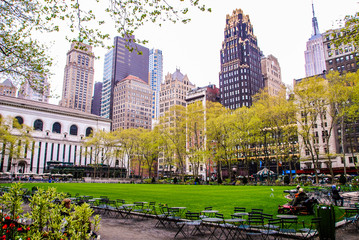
[331,185,344,206]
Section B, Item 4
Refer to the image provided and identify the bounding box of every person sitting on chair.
[331,185,343,206]
[293,188,308,206]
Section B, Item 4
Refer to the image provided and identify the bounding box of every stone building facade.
[60,42,95,113]
[112,75,152,130]
[0,95,111,175]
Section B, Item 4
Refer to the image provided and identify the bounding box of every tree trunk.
[340,119,347,175]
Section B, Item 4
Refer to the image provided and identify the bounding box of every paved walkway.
[96,214,359,240]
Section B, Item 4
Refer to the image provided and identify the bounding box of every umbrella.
[66,173,73,177]
[256,167,274,176]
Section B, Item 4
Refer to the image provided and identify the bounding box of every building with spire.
[60,42,95,113]
[304,3,326,77]
[219,9,263,110]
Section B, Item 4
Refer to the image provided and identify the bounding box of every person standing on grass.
[331,185,344,206]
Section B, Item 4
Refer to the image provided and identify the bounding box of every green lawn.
[1,183,345,223]
[2,183,292,217]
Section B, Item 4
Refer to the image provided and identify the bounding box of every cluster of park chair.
[85,197,326,240]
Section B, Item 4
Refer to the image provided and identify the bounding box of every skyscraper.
[112,75,152,130]
[219,9,263,109]
[149,49,163,119]
[60,42,95,113]
[100,36,149,120]
[91,82,102,116]
[304,3,326,77]
[261,54,285,96]
[159,69,195,118]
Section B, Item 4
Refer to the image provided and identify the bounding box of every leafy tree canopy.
[0,0,210,93]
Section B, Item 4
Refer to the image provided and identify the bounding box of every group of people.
[291,184,344,207]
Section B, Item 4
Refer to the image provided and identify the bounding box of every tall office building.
[112,75,152,130]
[149,49,163,119]
[304,3,326,77]
[261,54,285,96]
[219,9,263,109]
[91,82,102,116]
[60,42,95,113]
[100,36,149,120]
[159,69,195,118]
[18,76,50,103]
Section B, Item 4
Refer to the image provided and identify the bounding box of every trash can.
[316,205,335,240]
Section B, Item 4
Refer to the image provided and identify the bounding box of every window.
[52,122,61,133]
[33,119,43,131]
[70,125,78,136]
[86,127,93,137]
[13,116,24,128]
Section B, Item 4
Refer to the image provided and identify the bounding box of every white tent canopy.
[256,167,274,176]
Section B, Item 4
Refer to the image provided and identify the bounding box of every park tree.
[252,89,297,177]
[137,127,160,178]
[328,71,359,176]
[293,75,330,184]
[1,0,210,93]
[115,128,141,178]
[206,103,234,182]
[158,105,188,180]
[0,116,32,172]
[231,106,260,179]
[186,101,207,178]
[82,130,117,178]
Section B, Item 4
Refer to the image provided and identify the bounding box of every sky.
[46,0,359,104]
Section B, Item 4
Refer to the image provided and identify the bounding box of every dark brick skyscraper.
[219,9,263,109]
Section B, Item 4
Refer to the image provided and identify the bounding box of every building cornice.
[0,95,111,123]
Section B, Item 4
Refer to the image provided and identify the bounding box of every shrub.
[143,178,152,184]
[0,183,100,240]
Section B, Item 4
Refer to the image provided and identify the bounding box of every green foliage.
[0,182,24,221]
[68,203,101,240]
[1,0,210,93]
[25,187,67,238]
[0,183,100,240]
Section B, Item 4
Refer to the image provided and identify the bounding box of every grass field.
[2,182,347,223]
[2,183,296,217]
